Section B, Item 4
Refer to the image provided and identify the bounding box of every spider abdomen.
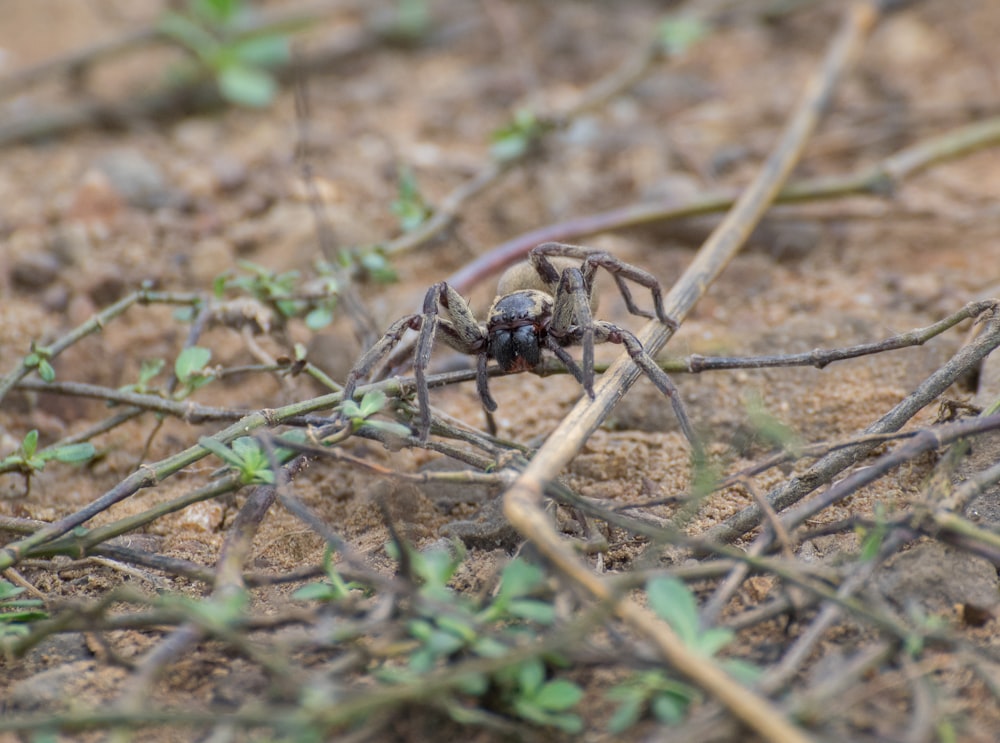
[487,290,552,372]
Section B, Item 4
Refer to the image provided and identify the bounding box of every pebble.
[96,148,183,211]
[10,251,60,289]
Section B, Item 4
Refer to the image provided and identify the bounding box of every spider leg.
[415,282,492,440]
[476,352,498,413]
[342,313,423,405]
[548,265,597,397]
[531,242,677,329]
[592,320,700,452]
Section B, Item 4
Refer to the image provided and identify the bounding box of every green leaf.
[51,443,96,464]
[498,558,544,600]
[158,11,217,57]
[291,583,335,601]
[0,580,26,600]
[358,250,397,283]
[305,306,334,330]
[722,658,761,685]
[694,627,734,657]
[218,64,277,107]
[175,346,212,380]
[231,34,290,67]
[647,576,699,646]
[651,691,689,724]
[138,358,166,385]
[230,436,259,460]
[506,599,556,625]
[608,693,645,734]
[490,109,541,163]
[424,627,466,657]
[21,430,38,459]
[517,658,545,696]
[363,420,413,438]
[359,390,387,418]
[658,15,709,57]
[192,0,240,25]
[38,359,55,382]
[533,680,583,711]
[198,436,244,468]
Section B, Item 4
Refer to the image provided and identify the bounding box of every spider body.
[342,242,695,446]
[486,290,551,372]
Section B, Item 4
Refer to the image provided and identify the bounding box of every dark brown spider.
[342,242,696,445]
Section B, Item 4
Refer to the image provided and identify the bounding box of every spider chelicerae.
[342,242,696,445]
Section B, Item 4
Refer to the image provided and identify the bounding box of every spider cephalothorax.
[342,242,695,444]
[486,290,551,372]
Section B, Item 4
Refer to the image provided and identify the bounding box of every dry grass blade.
[502,3,887,741]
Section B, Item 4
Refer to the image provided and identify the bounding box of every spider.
[341,242,696,445]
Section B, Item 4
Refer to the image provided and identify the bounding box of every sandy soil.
[2,1,1000,741]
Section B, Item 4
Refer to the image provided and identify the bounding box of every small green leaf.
[38,359,56,382]
[292,583,336,602]
[694,627,734,657]
[198,436,244,468]
[51,443,96,464]
[517,658,545,696]
[651,692,689,724]
[498,558,545,600]
[22,430,38,459]
[647,576,699,646]
[218,64,277,107]
[534,680,583,711]
[230,436,258,460]
[231,35,290,67]
[305,306,334,330]
[359,390,387,418]
[363,420,413,438]
[506,599,556,625]
[658,15,709,57]
[490,109,542,162]
[607,694,645,734]
[175,346,212,380]
[0,581,26,600]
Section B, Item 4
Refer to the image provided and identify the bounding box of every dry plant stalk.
[502,3,887,741]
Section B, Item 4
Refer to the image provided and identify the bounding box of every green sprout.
[372,544,580,731]
[159,0,295,108]
[173,346,215,399]
[0,430,95,479]
[198,432,302,485]
[0,580,48,639]
[606,577,759,732]
[339,390,411,438]
[292,548,367,603]
[119,358,167,396]
[490,109,550,163]
[214,260,341,330]
[390,167,431,233]
[24,343,55,382]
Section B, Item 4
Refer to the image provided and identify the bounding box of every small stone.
[10,252,60,289]
[96,148,183,211]
[876,541,999,615]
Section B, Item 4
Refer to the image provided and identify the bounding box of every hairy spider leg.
[414,282,496,441]
[342,313,422,404]
[547,266,598,397]
[530,242,677,329]
[591,320,700,453]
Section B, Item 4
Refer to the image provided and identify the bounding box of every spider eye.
[490,325,541,371]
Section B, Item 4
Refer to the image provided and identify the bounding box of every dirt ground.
[3,1,1000,741]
